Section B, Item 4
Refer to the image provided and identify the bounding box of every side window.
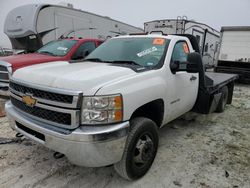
[204,43,208,53]
[71,42,96,60]
[171,41,190,63]
[196,35,201,45]
[0,49,4,56]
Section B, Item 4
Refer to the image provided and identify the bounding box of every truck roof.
[58,37,103,42]
[115,33,200,54]
[221,26,250,32]
[116,34,189,40]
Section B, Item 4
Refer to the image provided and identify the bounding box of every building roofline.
[221,26,250,32]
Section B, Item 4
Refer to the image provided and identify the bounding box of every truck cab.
[5,34,237,180]
[0,38,103,96]
[0,47,13,57]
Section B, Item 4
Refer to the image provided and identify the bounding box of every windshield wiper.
[38,51,56,56]
[84,59,144,67]
[83,58,105,62]
[109,60,142,67]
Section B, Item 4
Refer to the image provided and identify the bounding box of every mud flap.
[209,92,222,113]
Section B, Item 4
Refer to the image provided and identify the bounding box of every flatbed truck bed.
[188,49,238,114]
[205,72,238,93]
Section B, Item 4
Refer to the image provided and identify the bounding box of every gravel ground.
[0,84,249,188]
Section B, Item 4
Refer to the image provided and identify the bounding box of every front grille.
[16,122,45,141]
[0,65,7,72]
[0,65,9,82]
[9,82,73,104]
[0,72,9,81]
[11,97,72,125]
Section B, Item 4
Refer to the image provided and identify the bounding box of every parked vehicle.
[0,47,13,56]
[144,17,220,67]
[0,38,103,96]
[215,26,250,82]
[4,3,143,52]
[6,34,238,180]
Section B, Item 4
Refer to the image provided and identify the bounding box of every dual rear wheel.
[216,86,229,113]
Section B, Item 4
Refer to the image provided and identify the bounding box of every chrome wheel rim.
[133,133,154,168]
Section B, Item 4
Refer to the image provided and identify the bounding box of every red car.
[0,38,103,96]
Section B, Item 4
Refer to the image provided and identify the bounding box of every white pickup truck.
[6,34,238,180]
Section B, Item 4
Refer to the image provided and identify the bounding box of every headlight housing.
[7,66,12,76]
[81,94,123,124]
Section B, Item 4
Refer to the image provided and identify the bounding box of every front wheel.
[114,117,159,180]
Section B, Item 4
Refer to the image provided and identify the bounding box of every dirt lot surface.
[0,84,249,188]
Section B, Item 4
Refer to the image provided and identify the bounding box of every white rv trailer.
[144,18,220,66]
[4,4,143,52]
[215,26,250,82]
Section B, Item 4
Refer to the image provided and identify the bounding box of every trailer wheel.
[114,117,158,180]
[216,86,228,113]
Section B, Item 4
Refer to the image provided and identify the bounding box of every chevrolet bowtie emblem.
[22,95,37,107]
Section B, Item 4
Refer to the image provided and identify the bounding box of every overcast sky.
[0,0,250,48]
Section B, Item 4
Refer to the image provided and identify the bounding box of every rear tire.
[215,86,228,113]
[114,117,158,180]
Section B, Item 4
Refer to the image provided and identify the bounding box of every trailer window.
[37,40,77,57]
[86,37,170,68]
[196,35,201,45]
[204,43,208,53]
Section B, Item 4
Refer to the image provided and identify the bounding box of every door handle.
[190,75,197,81]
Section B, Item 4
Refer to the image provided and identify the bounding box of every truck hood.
[0,53,62,71]
[13,61,137,95]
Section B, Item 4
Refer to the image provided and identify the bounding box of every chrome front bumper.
[5,101,129,167]
[0,82,9,97]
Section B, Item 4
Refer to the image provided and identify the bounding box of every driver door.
[168,40,198,119]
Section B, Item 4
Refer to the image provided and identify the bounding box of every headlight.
[7,66,12,76]
[81,94,123,124]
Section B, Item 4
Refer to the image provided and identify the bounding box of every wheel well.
[130,99,164,127]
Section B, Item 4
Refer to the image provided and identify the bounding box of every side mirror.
[170,53,200,73]
[178,61,199,73]
[186,52,201,73]
[185,61,199,73]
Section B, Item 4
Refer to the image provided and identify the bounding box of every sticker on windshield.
[183,43,189,54]
[147,62,154,66]
[153,38,165,45]
[137,47,157,57]
[57,47,68,51]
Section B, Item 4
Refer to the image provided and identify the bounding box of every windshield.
[37,40,77,57]
[85,37,170,67]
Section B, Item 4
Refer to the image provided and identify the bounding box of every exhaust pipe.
[53,152,65,159]
[15,133,23,138]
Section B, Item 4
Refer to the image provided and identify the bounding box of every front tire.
[114,117,159,180]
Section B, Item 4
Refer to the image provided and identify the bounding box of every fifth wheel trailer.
[4,4,143,52]
[144,18,220,66]
[215,26,250,82]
